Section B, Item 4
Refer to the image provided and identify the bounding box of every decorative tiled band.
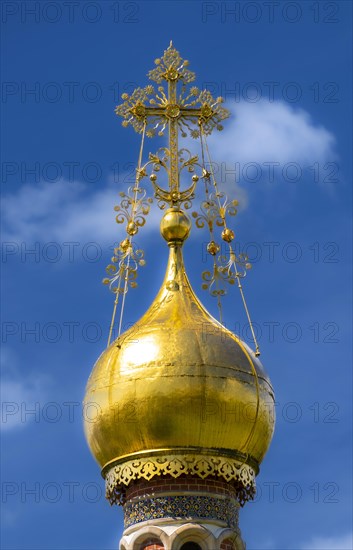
[124,494,239,529]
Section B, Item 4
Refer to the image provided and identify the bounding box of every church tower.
[84,43,275,550]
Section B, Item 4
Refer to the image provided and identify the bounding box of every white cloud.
[1,180,117,243]
[1,101,337,245]
[209,100,336,167]
[300,533,353,550]
[1,379,45,431]
[0,349,49,432]
[1,178,163,245]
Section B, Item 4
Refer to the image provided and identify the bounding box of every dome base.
[104,450,256,506]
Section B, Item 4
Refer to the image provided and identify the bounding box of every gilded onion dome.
[84,208,275,505]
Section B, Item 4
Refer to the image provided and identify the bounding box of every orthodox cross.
[115,41,229,206]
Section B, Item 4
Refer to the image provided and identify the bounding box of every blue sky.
[1,1,352,549]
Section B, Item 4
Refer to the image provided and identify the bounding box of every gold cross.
[115,42,229,204]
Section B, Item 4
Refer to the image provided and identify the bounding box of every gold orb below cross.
[160,207,192,244]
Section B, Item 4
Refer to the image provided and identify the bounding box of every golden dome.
[84,209,275,503]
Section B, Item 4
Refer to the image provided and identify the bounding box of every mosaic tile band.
[124,494,239,529]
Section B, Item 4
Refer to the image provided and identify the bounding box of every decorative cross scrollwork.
[115,42,229,206]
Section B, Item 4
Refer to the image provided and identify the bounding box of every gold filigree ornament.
[102,186,152,294]
[222,250,252,280]
[114,185,152,236]
[143,147,201,209]
[102,241,145,294]
[104,453,256,507]
[201,262,234,298]
[115,42,229,140]
[200,251,252,308]
[192,191,241,297]
[148,43,196,84]
[192,192,238,232]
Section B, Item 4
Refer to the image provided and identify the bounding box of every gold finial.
[108,45,260,354]
[160,207,191,245]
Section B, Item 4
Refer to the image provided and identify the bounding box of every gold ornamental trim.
[104,453,256,507]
